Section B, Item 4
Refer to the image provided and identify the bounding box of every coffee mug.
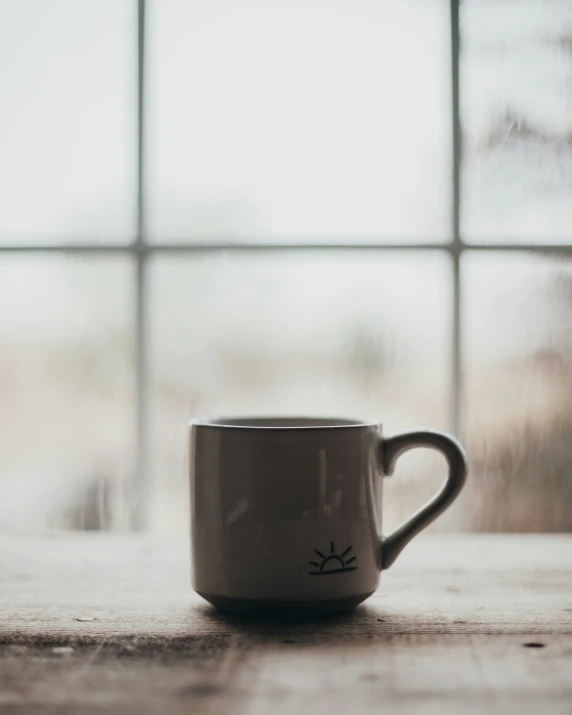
[190,417,467,611]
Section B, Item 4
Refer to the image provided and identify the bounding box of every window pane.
[462,0,572,244]
[150,252,451,532]
[148,0,451,244]
[463,252,572,530]
[0,256,134,530]
[0,1,135,243]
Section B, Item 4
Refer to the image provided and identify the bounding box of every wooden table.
[0,534,570,714]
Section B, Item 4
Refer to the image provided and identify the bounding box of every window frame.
[1,0,571,528]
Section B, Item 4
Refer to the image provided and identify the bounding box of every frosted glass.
[148,0,451,244]
[0,256,135,530]
[0,0,135,243]
[149,252,451,532]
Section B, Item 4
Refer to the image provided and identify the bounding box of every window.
[1,0,570,533]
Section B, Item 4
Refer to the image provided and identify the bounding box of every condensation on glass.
[0,257,135,531]
[148,252,451,532]
[0,1,135,243]
[147,0,451,243]
[463,253,572,531]
[461,0,572,243]
[1,0,571,538]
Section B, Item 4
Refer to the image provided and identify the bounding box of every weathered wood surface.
[0,534,571,714]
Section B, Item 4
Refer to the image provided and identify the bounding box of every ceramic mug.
[190,417,467,611]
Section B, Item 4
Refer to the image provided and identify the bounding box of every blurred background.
[1,0,571,535]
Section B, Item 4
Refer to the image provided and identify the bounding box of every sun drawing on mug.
[308,542,357,575]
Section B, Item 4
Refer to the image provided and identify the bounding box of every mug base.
[195,590,375,613]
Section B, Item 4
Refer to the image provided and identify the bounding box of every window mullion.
[134,0,149,531]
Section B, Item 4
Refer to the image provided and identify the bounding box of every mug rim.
[190,416,381,430]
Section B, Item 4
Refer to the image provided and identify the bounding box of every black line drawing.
[308,543,357,575]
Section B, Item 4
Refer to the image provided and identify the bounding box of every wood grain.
[0,534,570,713]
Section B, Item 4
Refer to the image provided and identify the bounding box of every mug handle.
[379,429,467,569]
